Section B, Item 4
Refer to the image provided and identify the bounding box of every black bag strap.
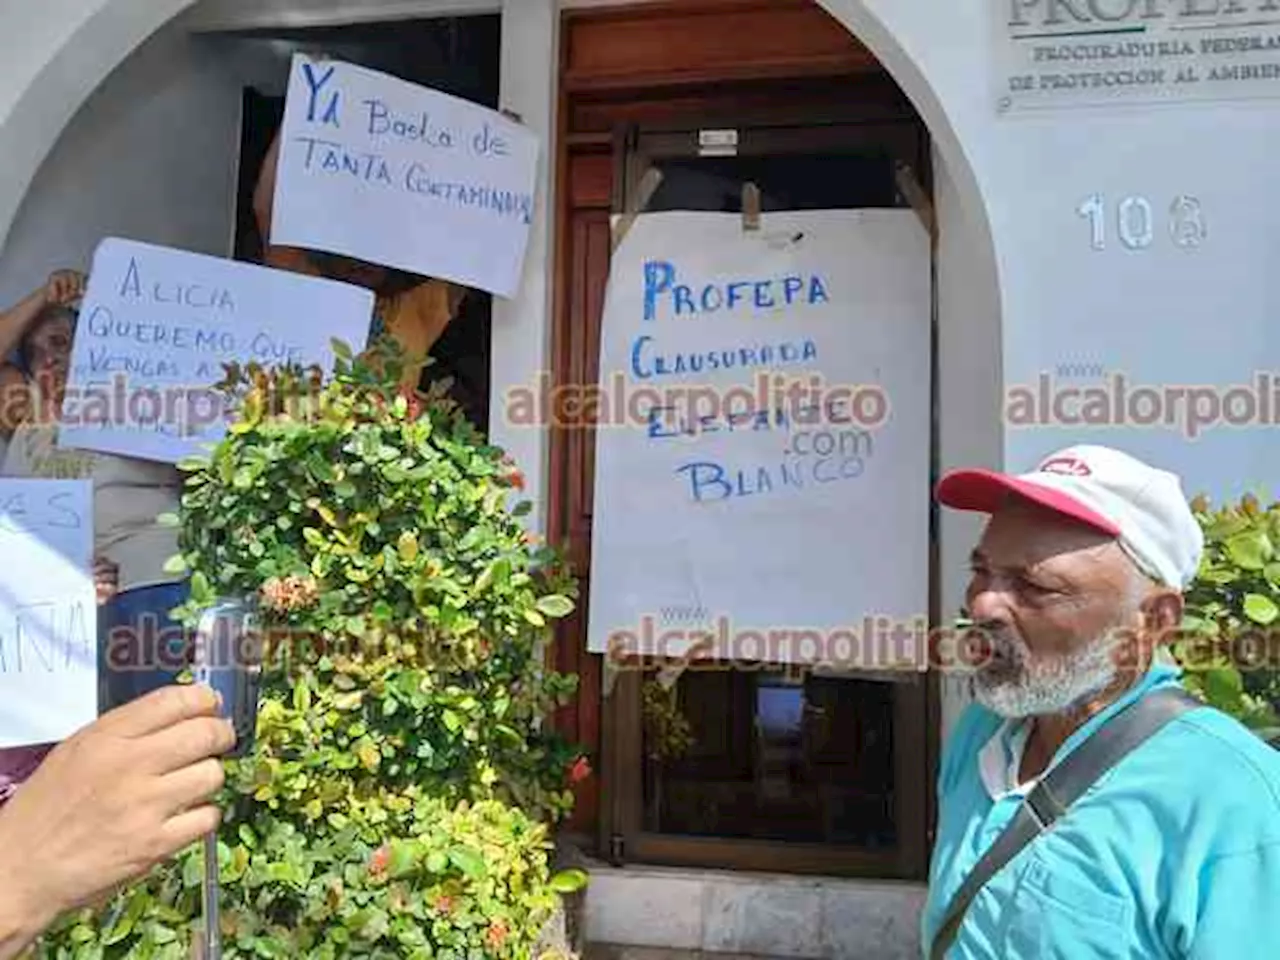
[928,687,1202,960]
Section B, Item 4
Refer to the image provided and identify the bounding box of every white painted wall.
[818,0,1280,507]
[933,144,1000,739]
[0,0,202,257]
[488,0,559,535]
[0,24,284,310]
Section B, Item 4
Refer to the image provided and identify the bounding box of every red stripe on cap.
[935,469,1121,536]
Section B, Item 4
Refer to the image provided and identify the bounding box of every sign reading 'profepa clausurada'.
[586,210,931,671]
[996,0,1280,111]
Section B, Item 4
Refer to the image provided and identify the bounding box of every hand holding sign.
[43,270,86,309]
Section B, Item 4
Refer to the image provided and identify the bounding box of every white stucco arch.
[815,1,1003,734]
[816,0,999,277]
[0,0,199,255]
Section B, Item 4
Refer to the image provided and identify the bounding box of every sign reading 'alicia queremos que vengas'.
[995,0,1280,111]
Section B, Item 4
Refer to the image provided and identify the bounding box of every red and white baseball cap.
[936,444,1204,589]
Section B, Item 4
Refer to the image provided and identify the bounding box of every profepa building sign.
[997,0,1280,110]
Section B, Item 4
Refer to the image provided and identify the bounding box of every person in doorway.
[0,685,235,960]
[0,361,31,443]
[0,271,190,800]
[251,127,469,392]
[0,270,83,439]
[922,444,1280,958]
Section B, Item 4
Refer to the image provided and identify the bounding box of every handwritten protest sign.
[58,237,373,464]
[0,480,95,749]
[271,54,540,299]
[586,210,931,672]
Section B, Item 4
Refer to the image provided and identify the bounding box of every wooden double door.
[548,0,940,880]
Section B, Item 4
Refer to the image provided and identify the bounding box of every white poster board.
[271,54,540,299]
[58,237,374,464]
[0,480,95,748]
[586,210,932,672]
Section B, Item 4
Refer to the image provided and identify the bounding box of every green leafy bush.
[1176,492,1280,738]
[47,797,583,959]
[32,340,588,958]
[174,338,586,821]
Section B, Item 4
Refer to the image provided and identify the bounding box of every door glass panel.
[632,147,908,848]
[642,668,898,846]
[643,151,900,213]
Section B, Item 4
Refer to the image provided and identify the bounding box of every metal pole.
[200,830,222,960]
[192,604,225,960]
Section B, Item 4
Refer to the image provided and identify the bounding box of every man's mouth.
[978,633,1024,679]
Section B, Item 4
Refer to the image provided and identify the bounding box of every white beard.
[972,622,1125,719]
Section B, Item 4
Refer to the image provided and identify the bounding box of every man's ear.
[1143,588,1185,645]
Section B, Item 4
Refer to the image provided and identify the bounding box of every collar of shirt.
[978,716,1034,800]
[975,654,1184,802]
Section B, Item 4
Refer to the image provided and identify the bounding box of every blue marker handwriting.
[85,307,236,355]
[647,398,863,441]
[630,334,817,380]
[676,453,868,503]
[0,490,83,535]
[85,253,307,383]
[87,351,180,379]
[303,62,341,126]
[0,600,93,675]
[84,328,303,381]
[365,100,454,148]
[299,61,513,163]
[643,260,829,322]
[118,258,235,312]
[363,99,510,159]
[292,136,533,225]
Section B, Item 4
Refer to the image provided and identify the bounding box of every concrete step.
[586,945,797,960]
[564,855,925,960]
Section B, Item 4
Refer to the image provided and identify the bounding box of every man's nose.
[967,582,1012,627]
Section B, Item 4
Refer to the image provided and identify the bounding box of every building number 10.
[1077,194,1206,251]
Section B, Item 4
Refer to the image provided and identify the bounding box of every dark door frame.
[596,111,940,881]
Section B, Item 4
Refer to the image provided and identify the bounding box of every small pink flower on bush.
[367,844,390,878]
[486,921,509,950]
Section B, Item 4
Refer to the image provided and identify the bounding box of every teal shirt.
[921,661,1280,958]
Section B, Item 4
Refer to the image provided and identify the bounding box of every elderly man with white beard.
[920,445,1280,959]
